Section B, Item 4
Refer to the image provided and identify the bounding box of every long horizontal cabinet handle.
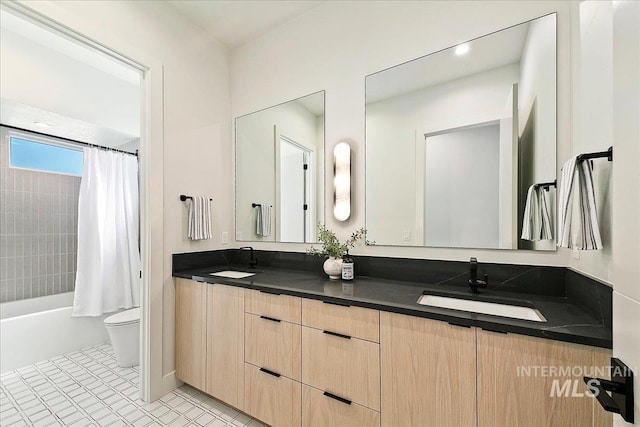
[259,289,281,295]
[259,367,281,378]
[323,391,352,405]
[323,330,351,340]
[259,315,281,323]
[323,300,350,307]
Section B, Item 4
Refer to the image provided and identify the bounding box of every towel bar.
[180,195,212,202]
[577,146,613,162]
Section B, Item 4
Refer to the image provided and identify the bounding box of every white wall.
[236,99,323,242]
[366,64,518,246]
[568,1,614,282]
[231,0,572,266]
[17,0,232,399]
[0,28,140,138]
[610,1,640,425]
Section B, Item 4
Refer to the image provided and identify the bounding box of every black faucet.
[240,246,258,269]
[468,257,488,293]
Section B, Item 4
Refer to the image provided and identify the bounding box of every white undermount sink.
[209,270,256,279]
[417,294,547,322]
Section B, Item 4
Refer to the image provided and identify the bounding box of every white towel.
[256,203,272,237]
[188,196,212,240]
[557,157,602,249]
[521,184,553,241]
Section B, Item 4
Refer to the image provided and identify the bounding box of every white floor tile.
[1,344,257,427]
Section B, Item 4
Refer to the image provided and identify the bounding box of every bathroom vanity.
[173,250,612,427]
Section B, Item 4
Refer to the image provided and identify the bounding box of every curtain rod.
[1,124,138,157]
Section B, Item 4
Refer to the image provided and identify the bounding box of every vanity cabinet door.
[245,313,302,381]
[205,284,245,410]
[302,384,380,427]
[245,363,302,427]
[477,330,612,427]
[302,326,380,410]
[380,312,476,427]
[175,278,207,390]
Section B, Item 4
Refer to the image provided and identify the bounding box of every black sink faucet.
[468,257,488,293]
[240,246,258,269]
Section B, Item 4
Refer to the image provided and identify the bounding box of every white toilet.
[104,307,141,367]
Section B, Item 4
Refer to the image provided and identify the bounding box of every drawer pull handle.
[323,300,350,307]
[323,330,351,340]
[259,315,281,323]
[323,391,352,405]
[259,367,281,378]
[259,289,281,295]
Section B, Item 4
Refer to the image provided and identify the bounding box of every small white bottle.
[341,253,354,281]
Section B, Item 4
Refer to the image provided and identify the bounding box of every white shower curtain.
[72,147,141,317]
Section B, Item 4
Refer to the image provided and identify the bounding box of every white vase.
[323,257,343,280]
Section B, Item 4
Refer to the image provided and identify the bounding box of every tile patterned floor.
[0,343,263,427]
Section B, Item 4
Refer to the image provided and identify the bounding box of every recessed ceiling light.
[33,121,52,128]
[455,43,470,56]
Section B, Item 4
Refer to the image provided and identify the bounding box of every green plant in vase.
[307,224,369,279]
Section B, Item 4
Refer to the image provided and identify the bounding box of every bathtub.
[0,292,110,374]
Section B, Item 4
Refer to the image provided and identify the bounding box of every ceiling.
[366,21,530,104]
[165,0,323,48]
[0,9,140,148]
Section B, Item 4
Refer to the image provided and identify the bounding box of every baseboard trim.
[161,370,183,397]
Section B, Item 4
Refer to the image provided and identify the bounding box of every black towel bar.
[180,195,212,202]
[252,203,261,208]
[577,146,613,162]
[537,180,557,191]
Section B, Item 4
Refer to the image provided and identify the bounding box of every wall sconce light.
[333,141,351,221]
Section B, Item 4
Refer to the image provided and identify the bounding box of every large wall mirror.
[365,14,556,251]
[236,91,325,243]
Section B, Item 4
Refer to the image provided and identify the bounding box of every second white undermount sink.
[417,294,547,322]
[209,270,256,279]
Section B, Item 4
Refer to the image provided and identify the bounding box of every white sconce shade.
[333,141,351,221]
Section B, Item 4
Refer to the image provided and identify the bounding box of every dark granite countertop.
[173,261,612,349]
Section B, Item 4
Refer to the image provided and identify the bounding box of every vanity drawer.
[301,326,380,410]
[244,363,302,427]
[302,298,379,342]
[245,289,301,324]
[245,313,301,381]
[302,384,380,427]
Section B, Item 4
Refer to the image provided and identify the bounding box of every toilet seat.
[104,307,140,326]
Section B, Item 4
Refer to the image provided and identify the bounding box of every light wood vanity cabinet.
[302,384,380,427]
[301,300,381,427]
[301,326,380,410]
[205,284,244,410]
[175,278,207,390]
[477,330,612,427]
[244,363,302,427]
[380,311,477,427]
[243,290,303,427]
[175,279,244,410]
[178,280,611,427]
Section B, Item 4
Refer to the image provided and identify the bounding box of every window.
[9,137,84,176]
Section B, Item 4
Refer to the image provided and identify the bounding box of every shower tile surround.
[0,133,79,303]
[0,343,262,427]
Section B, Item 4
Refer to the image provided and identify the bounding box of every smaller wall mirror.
[236,91,325,243]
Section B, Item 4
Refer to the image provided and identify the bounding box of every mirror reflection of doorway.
[279,136,312,242]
